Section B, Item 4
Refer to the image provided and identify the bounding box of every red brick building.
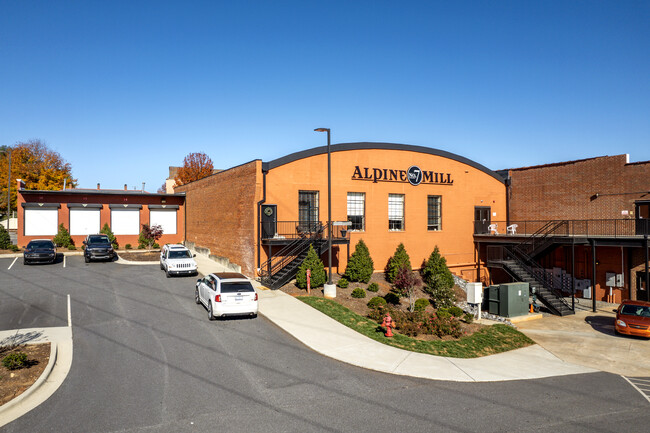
[479,154,650,310]
[17,180,186,248]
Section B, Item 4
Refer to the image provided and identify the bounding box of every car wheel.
[166,268,171,278]
[195,287,200,304]
[23,259,28,265]
[85,255,90,263]
[208,302,215,321]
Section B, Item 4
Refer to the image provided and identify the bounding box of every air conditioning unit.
[583,280,592,299]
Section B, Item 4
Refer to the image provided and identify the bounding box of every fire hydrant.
[381,313,394,338]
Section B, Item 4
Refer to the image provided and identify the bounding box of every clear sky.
[1,1,648,191]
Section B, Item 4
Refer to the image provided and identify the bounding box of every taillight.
[254,293,258,301]
[215,295,221,302]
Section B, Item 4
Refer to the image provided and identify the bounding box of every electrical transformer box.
[466,282,483,304]
[498,282,530,318]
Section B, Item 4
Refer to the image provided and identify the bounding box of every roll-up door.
[70,208,101,235]
[25,209,58,236]
[111,208,140,235]
[150,209,177,235]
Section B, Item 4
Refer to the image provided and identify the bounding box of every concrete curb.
[115,256,159,266]
[0,341,57,415]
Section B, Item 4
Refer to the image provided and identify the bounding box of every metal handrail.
[259,223,326,281]
[478,219,649,238]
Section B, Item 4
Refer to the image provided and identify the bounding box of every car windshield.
[169,250,192,259]
[28,241,54,249]
[621,304,650,317]
[88,236,109,244]
[221,282,255,293]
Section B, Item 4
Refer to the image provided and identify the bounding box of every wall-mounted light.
[161,198,166,204]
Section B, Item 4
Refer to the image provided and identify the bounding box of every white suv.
[160,244,198,277]
[195,273,258,320]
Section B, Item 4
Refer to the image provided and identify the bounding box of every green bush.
[421,245,454,294]
[2,352,28,370]
[0,225,11,249]
[351,288,366,298]
[368,307,462,338]
[53,224,74,248]
[385,243,411,283]
[449,306,464,317]
[125,244,132,250]
[367,296,387,309]
[428,285,456,309]
[463,312,475,324]
[337,278,349,288]
[152,242,160,249]
[384,292,400,305]
[100,223,118,249]
[436,308,452,319]
[137,244,145,249]
[67,245,76,250]
[10,244,19,252]
[414,298,430,312]
[367,282,379,292]
[296,245,327,289]
[344,239,374,283]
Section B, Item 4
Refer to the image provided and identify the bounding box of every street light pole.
[6,148,10,225]
[314,128,333,286]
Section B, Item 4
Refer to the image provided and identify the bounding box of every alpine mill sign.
[351,165,454,186]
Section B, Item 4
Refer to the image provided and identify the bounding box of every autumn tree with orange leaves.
[0,140,77,214]
[174,152,214,186]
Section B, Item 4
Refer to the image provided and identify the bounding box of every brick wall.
[508,155,649,221]
[175,160,262,276]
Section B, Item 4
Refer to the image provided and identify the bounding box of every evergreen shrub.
[367,282,379,292]
[351,288,366,298]
[344,239,374,283]
[414,298,430,312]
[295,245,327,289]
[385,243,411,283]
[337,278,349,288]
[100,223,118,249]
[0,225,11,249]
[367,296,387,309]
[53,224,74,248]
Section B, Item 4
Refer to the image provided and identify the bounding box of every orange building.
[16,180,186,248]
[176,143,506,286]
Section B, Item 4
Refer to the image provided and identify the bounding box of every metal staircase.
[487,220,575,316]
[259,226,328,290]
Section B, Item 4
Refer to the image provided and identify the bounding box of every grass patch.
[298,296,534,358]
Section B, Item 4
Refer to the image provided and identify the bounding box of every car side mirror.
[197,278,202,283]
[193,254,196,257]
[613,309,617,313]
[82,241,87,245]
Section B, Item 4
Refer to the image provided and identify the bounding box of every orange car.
[615,299,650,338]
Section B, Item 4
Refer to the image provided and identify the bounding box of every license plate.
[235,296,243,302]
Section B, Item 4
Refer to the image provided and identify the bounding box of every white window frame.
[388,194,405,231]
[347,192,365,231]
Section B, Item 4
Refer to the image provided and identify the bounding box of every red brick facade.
[175,160,262,276]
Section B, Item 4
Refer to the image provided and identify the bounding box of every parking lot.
[1,255,650,432]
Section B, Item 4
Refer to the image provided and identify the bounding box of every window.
[427,196,441,231]
[150,209,177,235]
[347,192,365,231]
[111,209,140,235]
[388,194,405,231]
[298,191,319,231]
[24,209,58,236]
[70,209,101,235]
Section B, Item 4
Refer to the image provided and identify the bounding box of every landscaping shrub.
[393,265,422,312]
[125,243,132,250]
[421,246,454,298]
[463,312,475,324]
[414,298,430,312]
[138,224,163,249]
[137,244,145,249]
[367,296,387,309]
[367,282,379,292]
[351,288,366,298]
[449,306,464,317]
[67,245,76,250]
[100,223,118,249]
[344,239,374,283]
[53,224,74,248]
[152,242,160,249]
[368,307,462,338]
[428,285,456,309]
[385,243,412,283]
[295,245,327,289]
[337,278,349,288]
[2,352,28,370]
[384,292,400,305]
[9,244,19,252]
[0,225,10,249]
[436,308,452,319]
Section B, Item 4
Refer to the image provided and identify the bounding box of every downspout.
[256,168,267,273]
[505,172,511,227]
[591,239,597,313]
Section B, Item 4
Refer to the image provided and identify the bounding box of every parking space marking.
[67,294,71,327]
[7,257,17,270]
[622,376,650,404]
[63,255,66,268]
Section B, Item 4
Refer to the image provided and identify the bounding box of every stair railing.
[514,220,568,258]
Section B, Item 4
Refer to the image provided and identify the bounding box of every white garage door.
[111,209,140,235]
[25,209,58,236]
[150,209,177,235]
[70,209,101,235]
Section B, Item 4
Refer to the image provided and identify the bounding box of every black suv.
[83,234,115,263]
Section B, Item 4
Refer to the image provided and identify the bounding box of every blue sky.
[1,1,648,190]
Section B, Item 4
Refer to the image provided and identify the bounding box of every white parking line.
[63,255,66,268]
[623,376,650,404]
[7,257,17,270]
[67,294,71,327]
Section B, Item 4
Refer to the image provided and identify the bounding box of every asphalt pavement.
[0,254,649,432]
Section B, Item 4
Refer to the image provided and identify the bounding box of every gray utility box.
[485,283,530,317]
[498,282,530,317]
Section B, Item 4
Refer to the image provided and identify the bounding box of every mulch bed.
[0,343,51,406]
[281,273,483,340]
[117,251,160,262]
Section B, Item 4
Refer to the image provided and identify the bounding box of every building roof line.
[264,142,505,184]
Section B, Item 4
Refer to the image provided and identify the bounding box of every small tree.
[344,239,374,283]
[53,224,74,248]
[0,224,10,249]
[295,245,327,289]
[138,224,164,249]
[100,223,118,249]
[393,265,422,312]
[385,243,411,283]
[174,152,214,186]
[421,246,455,308]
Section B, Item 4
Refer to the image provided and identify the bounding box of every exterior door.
[261,204,277,239]
[637,271,649,302]
[635,202,650,235]
[298,191,319,232]
[474,206,491,234]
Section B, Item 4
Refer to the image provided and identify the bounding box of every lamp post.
[5,147,10,226]
[314,128,334,295]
